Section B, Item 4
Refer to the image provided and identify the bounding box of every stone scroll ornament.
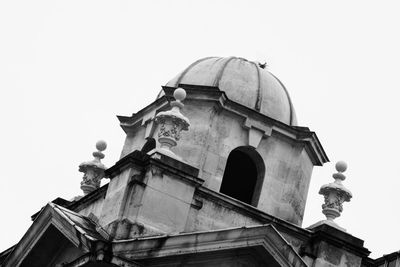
[319,161,352,222]
[154,88,190,158]
[79,140,107,195]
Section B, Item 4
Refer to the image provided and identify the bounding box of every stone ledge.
[303,223,370,259]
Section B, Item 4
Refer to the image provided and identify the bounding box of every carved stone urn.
[319,161,352,222]
[79,140,107,195]
[154,88,190,158]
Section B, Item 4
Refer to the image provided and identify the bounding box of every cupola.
[118,56,328,226]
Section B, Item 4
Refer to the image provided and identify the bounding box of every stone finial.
[79,140,107,195]
[154,88,190,158]
[319,161,353,223]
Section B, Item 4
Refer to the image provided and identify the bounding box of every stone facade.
[0,56,389,266]
[119,85,327,226]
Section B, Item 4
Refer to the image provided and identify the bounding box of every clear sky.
[0,0,399,258]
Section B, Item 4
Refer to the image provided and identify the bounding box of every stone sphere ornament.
[96,140,107,151]
[173,88,187,102]
[335,160,347,173]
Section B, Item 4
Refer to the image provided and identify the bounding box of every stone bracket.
[248,127,265,148]
[191,198,203,210]
[243,118,273,148]
[150,165,164,178]
[129,174,146,187]
[243,118,272,133]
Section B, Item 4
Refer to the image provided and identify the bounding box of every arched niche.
[219,146,265,206]
[141,138,156,154]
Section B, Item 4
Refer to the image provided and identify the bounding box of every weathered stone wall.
[184,189,308,256]
[128,167,196,234]
[99,167,139,228]
[176,103,248,191]
[257,135,314,225]
[118,99,317,226]
[120,126,147,158]
[119,101,248,192]
[96,154,200,240]
[76,194,105,218]
[313,241,362,267]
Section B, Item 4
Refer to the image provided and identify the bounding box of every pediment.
[112,224,308,267]
[2,203,108,267]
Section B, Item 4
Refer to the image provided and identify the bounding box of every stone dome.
[166,56,297,126]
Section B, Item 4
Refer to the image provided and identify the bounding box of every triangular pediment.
[112,224,308,267]
[2,203,108,267]
[20,224,84,267]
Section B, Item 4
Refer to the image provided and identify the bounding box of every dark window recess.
[141,138,156,154]
[220,149,258,205]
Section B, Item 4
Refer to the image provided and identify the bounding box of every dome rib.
[269,72,295,125]
[175,57,217,86]
[213,57,236,87]
[251,61,262,111]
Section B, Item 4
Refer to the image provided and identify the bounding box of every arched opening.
[219,147,265,206]
[141,138,156,154]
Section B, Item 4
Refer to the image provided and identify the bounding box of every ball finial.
[96,140,107,152]
[173,88,186,102]
[335,161,347,173]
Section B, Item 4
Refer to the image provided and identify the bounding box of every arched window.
[141,138,156,154]
[219,147,265,206]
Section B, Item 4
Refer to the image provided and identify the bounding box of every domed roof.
[166,56,297,126]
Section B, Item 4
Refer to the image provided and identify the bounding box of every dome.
[166,56,297,126]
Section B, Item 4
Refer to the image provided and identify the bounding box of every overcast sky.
[1,0,399,258]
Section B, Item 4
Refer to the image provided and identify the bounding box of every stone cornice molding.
[117,86,329,166]
[111,224,308,267]
[118,86,328,166]
[194,186,370,259]
[303,223,371,259]
[196,186,312,242]
[105,150,203,188]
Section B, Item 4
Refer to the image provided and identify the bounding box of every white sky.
[0,0,399,259]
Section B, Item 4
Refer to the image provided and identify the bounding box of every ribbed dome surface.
[166,57,297,126]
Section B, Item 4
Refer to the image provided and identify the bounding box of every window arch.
[141,138,156,154]
[219,146,265,206]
